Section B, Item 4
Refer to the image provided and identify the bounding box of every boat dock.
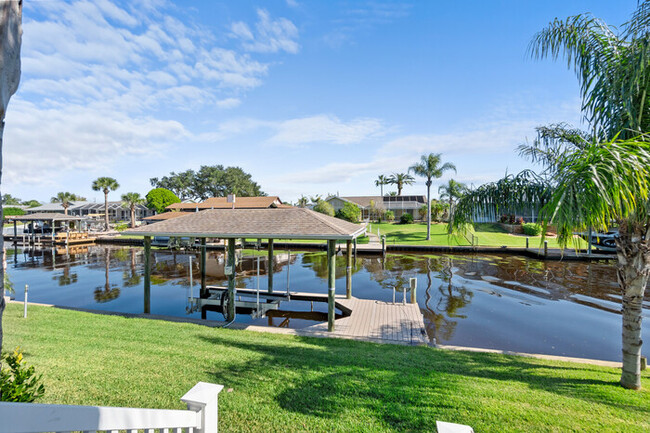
[202,286,428,345]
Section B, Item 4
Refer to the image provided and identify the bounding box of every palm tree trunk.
[104,189,109,231]
[616,226,649,389]
[426,180,431,241]
[381,184,383,197]
[130,205,135,228]
[0,121,5,353]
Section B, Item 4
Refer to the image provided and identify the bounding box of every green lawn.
[369,222,587,249]
[4,303,648,432]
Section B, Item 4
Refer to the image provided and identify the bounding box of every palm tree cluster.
[452,2,650,389]
[50,192,86,215]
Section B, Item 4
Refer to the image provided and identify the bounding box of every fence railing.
[0,382,223,433]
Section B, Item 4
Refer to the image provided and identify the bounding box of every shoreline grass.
[3,303,648,432]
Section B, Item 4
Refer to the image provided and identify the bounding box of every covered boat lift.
[123,207,366,331]
[8,213,88,244]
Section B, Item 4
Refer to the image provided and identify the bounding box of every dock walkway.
[235,295,428,345]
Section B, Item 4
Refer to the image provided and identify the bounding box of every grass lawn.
[369,222,587,249]
[4,303,648,432]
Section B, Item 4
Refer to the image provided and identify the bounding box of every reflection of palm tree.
[123,249,141,287]
[53,265,78,286]
[94,248,120,302]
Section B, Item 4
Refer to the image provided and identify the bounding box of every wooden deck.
[235,295,428,346]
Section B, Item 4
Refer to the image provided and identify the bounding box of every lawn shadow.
[199,333,649,429]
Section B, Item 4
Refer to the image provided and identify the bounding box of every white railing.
[0,382,223,433]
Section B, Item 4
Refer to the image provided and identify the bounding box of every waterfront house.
[326,195,427,220]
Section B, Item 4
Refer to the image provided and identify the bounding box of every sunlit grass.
[4,303,647,432]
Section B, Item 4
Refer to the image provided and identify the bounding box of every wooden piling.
[346,239,352,299]
[410,277,417,304]
[327,239,336,332]
[143,236,151,314]
[227,238,236,321]
[267,238,274,293]
[200,238,206,297]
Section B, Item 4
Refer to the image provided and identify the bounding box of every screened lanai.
[123,207,366,331]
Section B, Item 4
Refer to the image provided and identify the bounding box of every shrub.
[313,200,335,217]
[0,347,45,402]
[522,223,542,236]
[335,202,361,222]
[3,207,25,216]
[114,222,129,232]
[418,204,428,220]
[517,217,525,225]
[399,213,414,224]
[384,210,395,222]
[145,188,180,214]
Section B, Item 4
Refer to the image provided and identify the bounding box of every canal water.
[5,244,649,362]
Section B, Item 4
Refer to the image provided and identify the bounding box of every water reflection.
[7,245,650,361]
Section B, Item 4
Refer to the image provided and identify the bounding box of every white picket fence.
[0,382,223,433]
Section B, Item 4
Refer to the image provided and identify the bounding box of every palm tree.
[438,179,466,221]
[297,195,308,208]
[92,177,120,231]
[50,192,76,215]
[388,173,415,196]
[527,3,650,389]
[374,174,389,196]
[121,192,144,228]
[409,154,456,240]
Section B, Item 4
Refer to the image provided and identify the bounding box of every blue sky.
[3,0,637,203]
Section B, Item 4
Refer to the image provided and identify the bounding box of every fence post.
[181,382,225,433]
[23,284,28,318]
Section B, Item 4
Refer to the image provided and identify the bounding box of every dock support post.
[526,237,529,249]
[587,227,593,256]
[410,277,417,304]
[200,238,207,296]
[13,220,16,238]
[381,235,386,256]
[227,238,236,322]
[143,236,151,314]
[353,237,357,264]
[267,238,274,293]
[544,240,548,257]
[327,239,336,332]
[346,239,352,299]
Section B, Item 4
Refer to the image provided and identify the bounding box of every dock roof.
[11,213,84,221]
[124,207,365,240]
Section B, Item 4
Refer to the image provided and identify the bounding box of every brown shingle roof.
[166,196,284,211]
[11,213,84,221]
[143,212,192,221]
[124,207,365,240]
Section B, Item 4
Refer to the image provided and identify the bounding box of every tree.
[51,192,74,215]
[0,0,22,359]
[21,200,40,208]
[431,200,448,222]
[121,192,144,228]
[388,173,415,196]
[313,200,335,217]
[374,174,389,196]
[409,153,456,240]
[2,194,20,205]
[296,195,308,208]
[150,165,264,201]
[438,179,467,221]
[335,202,361,222]
[529,4,650,141]
[92,177,119,231]
[145,188,180,214]
[528,3,650,388]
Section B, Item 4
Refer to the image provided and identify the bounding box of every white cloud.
[8,1,300,189]
[269,115,384,145]
[232,9,299,54]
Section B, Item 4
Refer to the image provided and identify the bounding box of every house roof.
[11,213,84,221]
[143,212,192,221]
[124,207,365,240]
[327,195,427,209]
[166,196,284,211]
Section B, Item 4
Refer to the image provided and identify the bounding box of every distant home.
[326,195,426,220]
[166,196,288,212]
[27,201,154,221]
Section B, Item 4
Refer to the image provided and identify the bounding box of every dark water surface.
[6,245,649,362]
